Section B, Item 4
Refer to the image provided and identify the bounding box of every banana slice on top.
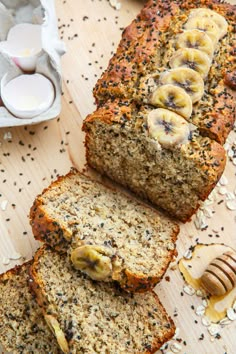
[169,48,211,78]
[71,244,113,281]
[176,29,214,59]
[147,108,190,148]
[150,84,192,119]
[160,68,204,104]
[189,8,228,39]
[184,17,220,47]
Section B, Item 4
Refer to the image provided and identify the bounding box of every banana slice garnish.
[71,244,113,281]
[176,29,214,59]
[189,8,228,39]
[44,315,70,353]
[184,17,220,47]
[169,48,211,78]
[150,84,192,119]
[160,68,204,104]
[147,108,190,148]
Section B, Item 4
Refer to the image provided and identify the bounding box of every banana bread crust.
[30,246,176,354]
[83,99,226,222]
[93,0,236,144]
[30,170,179,292]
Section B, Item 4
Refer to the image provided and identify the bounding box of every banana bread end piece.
[0,262,61,354]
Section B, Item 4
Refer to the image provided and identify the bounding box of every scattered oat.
[170,342,182,353]
[183,285,195,296]
[109,0,121,10]
[194,210,208,230]
[203,206,214,218]
[226,308,236,321]
[201,316,211,327]
[226,200,236,211]
[219,175,228,186]
[183,249,192,260]
[3,131,12,140]
[10,252,22,260]
[2,257,10,265]
[196,305,205,316]
[226,192,235,200]
[173,327,180,340]
[208,323,220,336]
[1,200,8,211]
[196,289,205,297]
[218,187,227,195]
[202,298,208,308]
[228,149,234,158]
[232,300,236,311]
[219,317,231,327]
[224,142,230,151]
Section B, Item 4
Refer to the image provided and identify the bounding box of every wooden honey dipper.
[201,251,236,296]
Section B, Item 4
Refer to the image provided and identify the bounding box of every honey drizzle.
[178,243,236,323]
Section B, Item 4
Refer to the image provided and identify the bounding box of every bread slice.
[94,0,236,144]
[83,99,226,222]
[30,246,176,354]
[0,262,61,353]
[30,170,179,292]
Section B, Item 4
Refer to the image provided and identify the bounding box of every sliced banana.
[176,29,214,59]
[147,108,190,148]
[169,48,211,78]
[44,315,69,353]
[184,17,220,47]
[71,244,113,281]
[160,68,204,104]
[150,84,192,119]
[189,8,228,39]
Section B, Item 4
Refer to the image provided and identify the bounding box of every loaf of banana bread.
[94,0,236,144]
[0,262,61,353]
[30,246,176,354]
[30,170,179,292]
[83,99,226,222]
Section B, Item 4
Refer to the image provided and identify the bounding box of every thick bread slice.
[30,246,176,354]
[83,100,226,222]
[30,170,179,292]
[0,262,61,354]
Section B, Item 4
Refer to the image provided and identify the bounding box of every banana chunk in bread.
[30,170,179,292]
[30,246,176,354]
[94,0,236,144]
[0,262,61,354]
[83,99,226,222]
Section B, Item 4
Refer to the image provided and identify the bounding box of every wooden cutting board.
[0,1,235,353]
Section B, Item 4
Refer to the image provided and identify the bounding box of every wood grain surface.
[0,1,235,353]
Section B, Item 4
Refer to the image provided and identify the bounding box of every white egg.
[1,73,55,119]
[0,23,42,72]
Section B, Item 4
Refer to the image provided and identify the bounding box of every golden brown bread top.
[93,0,236,144]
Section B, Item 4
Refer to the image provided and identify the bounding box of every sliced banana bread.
[30,170,179,292]
[83,99,226,222]
[30,246,176,354]
[94,0,236,144]
[0,262,61,354]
